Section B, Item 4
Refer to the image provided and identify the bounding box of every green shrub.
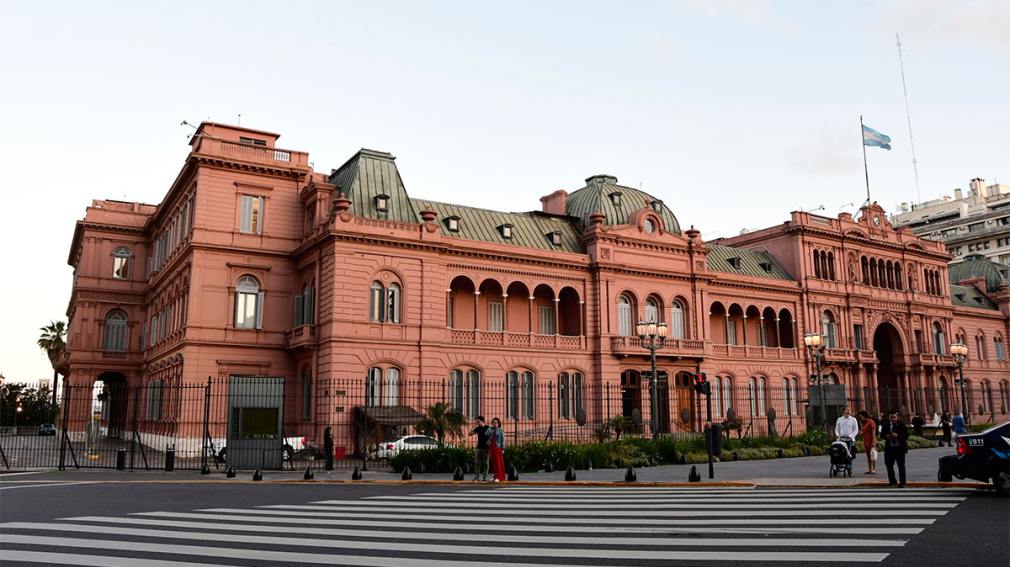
[796,428,829,447]
[388,446,472,473]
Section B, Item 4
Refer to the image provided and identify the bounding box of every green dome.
[566,175,681,234]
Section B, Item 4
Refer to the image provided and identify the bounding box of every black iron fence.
[0,376,1006,471]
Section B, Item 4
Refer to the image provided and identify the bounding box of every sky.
[1,0,1007,382]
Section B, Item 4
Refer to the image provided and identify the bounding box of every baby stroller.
[829,436,854,477]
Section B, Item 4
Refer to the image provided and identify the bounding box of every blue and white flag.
[862,124,892,150]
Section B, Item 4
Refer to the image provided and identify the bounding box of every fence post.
[129,385,140,470]
[58,384,71,471]
[202,378,212,472]
[548,381,554,441]
[605,383,611,422]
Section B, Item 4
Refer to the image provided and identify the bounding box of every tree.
[416,402,466,446]
[37,321,66,409]
[0,383,59,426]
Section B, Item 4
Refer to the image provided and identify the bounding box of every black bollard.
[733,451,739,461]
[453,466,465,481]
[688,465,701,482]
[507,463,519,481]
[116,449,126,471]
[544,461,553,473]
[678,453,687,465]
[201,463,210,475]
[777,448,784,458]
[402,466,413,481]
[565,465,576,481]
[226,466,236,478]
[253,469,263,481]
[351,466,362,480]
[625,466,637,482]
[164,448,175,472]
[304,467,314,480]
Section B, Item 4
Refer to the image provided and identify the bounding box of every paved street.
[1,481,1006,566]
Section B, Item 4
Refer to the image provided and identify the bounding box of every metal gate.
[226,377,284,470]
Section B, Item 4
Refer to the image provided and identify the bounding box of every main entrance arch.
[873,323,904,413]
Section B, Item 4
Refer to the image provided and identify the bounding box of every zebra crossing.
[0,485,975,566]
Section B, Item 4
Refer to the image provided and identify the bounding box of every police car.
[937,421,1010,496]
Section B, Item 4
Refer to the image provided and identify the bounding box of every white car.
[372,435,439,459]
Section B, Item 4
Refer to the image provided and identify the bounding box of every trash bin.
[334,446,346,460]
[116,449,127,470]
[164,448,175,472]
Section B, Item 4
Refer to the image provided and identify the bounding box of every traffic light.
[693,372,711,396]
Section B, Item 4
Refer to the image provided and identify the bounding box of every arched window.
[644,297,659,324]
[976,335,986,360]
[827,251,836,280]
[365,367,381,407]
[813,250,822,279]
[886,261,894,289]
[869,259,878,286]
[102,309,128,351]
[383,367,400,406]
[670,300,686,339]
[1000,381,1009,414]
[861,256,869,284]
[370,282,385,322]
[932,322,946,355]
[722,376,734,417]
[995,337,1006,361]
[450,369,482,418]
[112,247,131,280]
[234,276,262,330]
[294,282,315,326]
[878,261,887,290]
[506,371,520,419]
[748,377,758,417]
[521,370,536,419]
[617,294,633,336]
[822,311,837,348]
[981,381,992,414]
[895,263,903,290]
[387,283,401,324]
[558,372,571,419]
[712,376,722,418]
[757,377,767,416]
[783,378,792,416]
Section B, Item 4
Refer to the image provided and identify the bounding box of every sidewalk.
[0,446,986,488]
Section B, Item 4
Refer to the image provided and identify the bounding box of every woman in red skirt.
[489,417,506,482]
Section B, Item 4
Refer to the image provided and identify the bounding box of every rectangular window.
[293,294,304,327]
[488,302,504,332]
[240,136,267,146]
[853,324,864,350]
[239,195,265,234]
[726,319,738,345]
[303,287,315,325]
[573,373,584,417]
[235,291,260,329]
[449,370,465,415]
[539,305,555,334]
[506,372,519,420]
[113,256,129,280]
[466,370,481,418]
[521,371,535,419]
[365,368,381,407]
[369,284,385,322]
[618,302,632,336]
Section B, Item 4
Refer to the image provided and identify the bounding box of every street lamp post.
[637,320,668,437]
[804,333,827,429]
[950,342,969,426]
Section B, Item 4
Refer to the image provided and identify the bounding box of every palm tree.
[37,321,66,410]
[416,402,466,446]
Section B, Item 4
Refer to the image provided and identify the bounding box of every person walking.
[940,411,953,447]
[489,417,506,482]
[911,412,924,438]
[857,411,877,474]
[323,426,334,471]
[834,406,859,458]
[881,412,909,487]
[468,416,491,481]
[952,411,967,436]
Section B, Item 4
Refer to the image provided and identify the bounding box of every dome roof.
[949,256,1010,294]
[566,175,681,234]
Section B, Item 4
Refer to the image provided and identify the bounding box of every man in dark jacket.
[911,412,924,438]
[880,412,909,487]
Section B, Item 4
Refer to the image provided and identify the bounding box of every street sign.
[640,371,669,380]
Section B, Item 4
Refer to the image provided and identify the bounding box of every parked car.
[938,421,1010,496]
[371,435,440,459]
[37,423,56,436]
[214,435,319,463]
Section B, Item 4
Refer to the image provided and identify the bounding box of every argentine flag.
[862,124,892,150]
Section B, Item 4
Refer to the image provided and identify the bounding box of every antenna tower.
[896,33,921,202]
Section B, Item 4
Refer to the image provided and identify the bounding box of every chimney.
[540,190,568,215]
[954,188,963,200]
[969,178,985,195]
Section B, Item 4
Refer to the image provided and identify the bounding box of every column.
[501,293,508,333]
[741,314,748,348]
[724,314,730,344]
[445,289,451,329]
[528,296,535,336]
[774,318,781,349]
[473,291,480,331]
[553,297,560,335]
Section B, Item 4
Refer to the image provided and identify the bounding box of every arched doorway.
[675,371,696,431]
[873,323,904,414]
[620,370,642,433]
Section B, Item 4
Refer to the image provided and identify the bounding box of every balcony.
[194,137,309,169]
[284,325,316,350]
[709,344,800,360]
[823,348,857,363]
[611,336,706,358]
[912,353,956,368]
[856,350,878,363]
[448,329,586,351]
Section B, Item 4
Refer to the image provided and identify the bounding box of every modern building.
[892,178,1010,264]
[62,123,1010,455]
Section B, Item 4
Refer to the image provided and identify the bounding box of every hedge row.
[388,432,939,474]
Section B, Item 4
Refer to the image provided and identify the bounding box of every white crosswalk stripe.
[0,487,978,566]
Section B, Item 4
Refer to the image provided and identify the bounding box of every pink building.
[63,123,1010,457]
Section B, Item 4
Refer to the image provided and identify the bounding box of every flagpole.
[861,115,871,205]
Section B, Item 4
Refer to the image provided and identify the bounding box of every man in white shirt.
[834,405,859,457]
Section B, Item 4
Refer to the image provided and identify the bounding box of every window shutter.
[240,196,252,233]
[293,294,303,326]
[258,196,266,234]
[255,291,264,329]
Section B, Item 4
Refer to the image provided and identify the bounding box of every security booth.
[355,405,426,459]
[227,377,285,469]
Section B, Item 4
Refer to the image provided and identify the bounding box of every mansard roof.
[328,149,419,224]
[411,199,584,253]
[950,284,999,310]
[949,255,1010,294]
[706,244,793,280]
[566,175,682,235]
